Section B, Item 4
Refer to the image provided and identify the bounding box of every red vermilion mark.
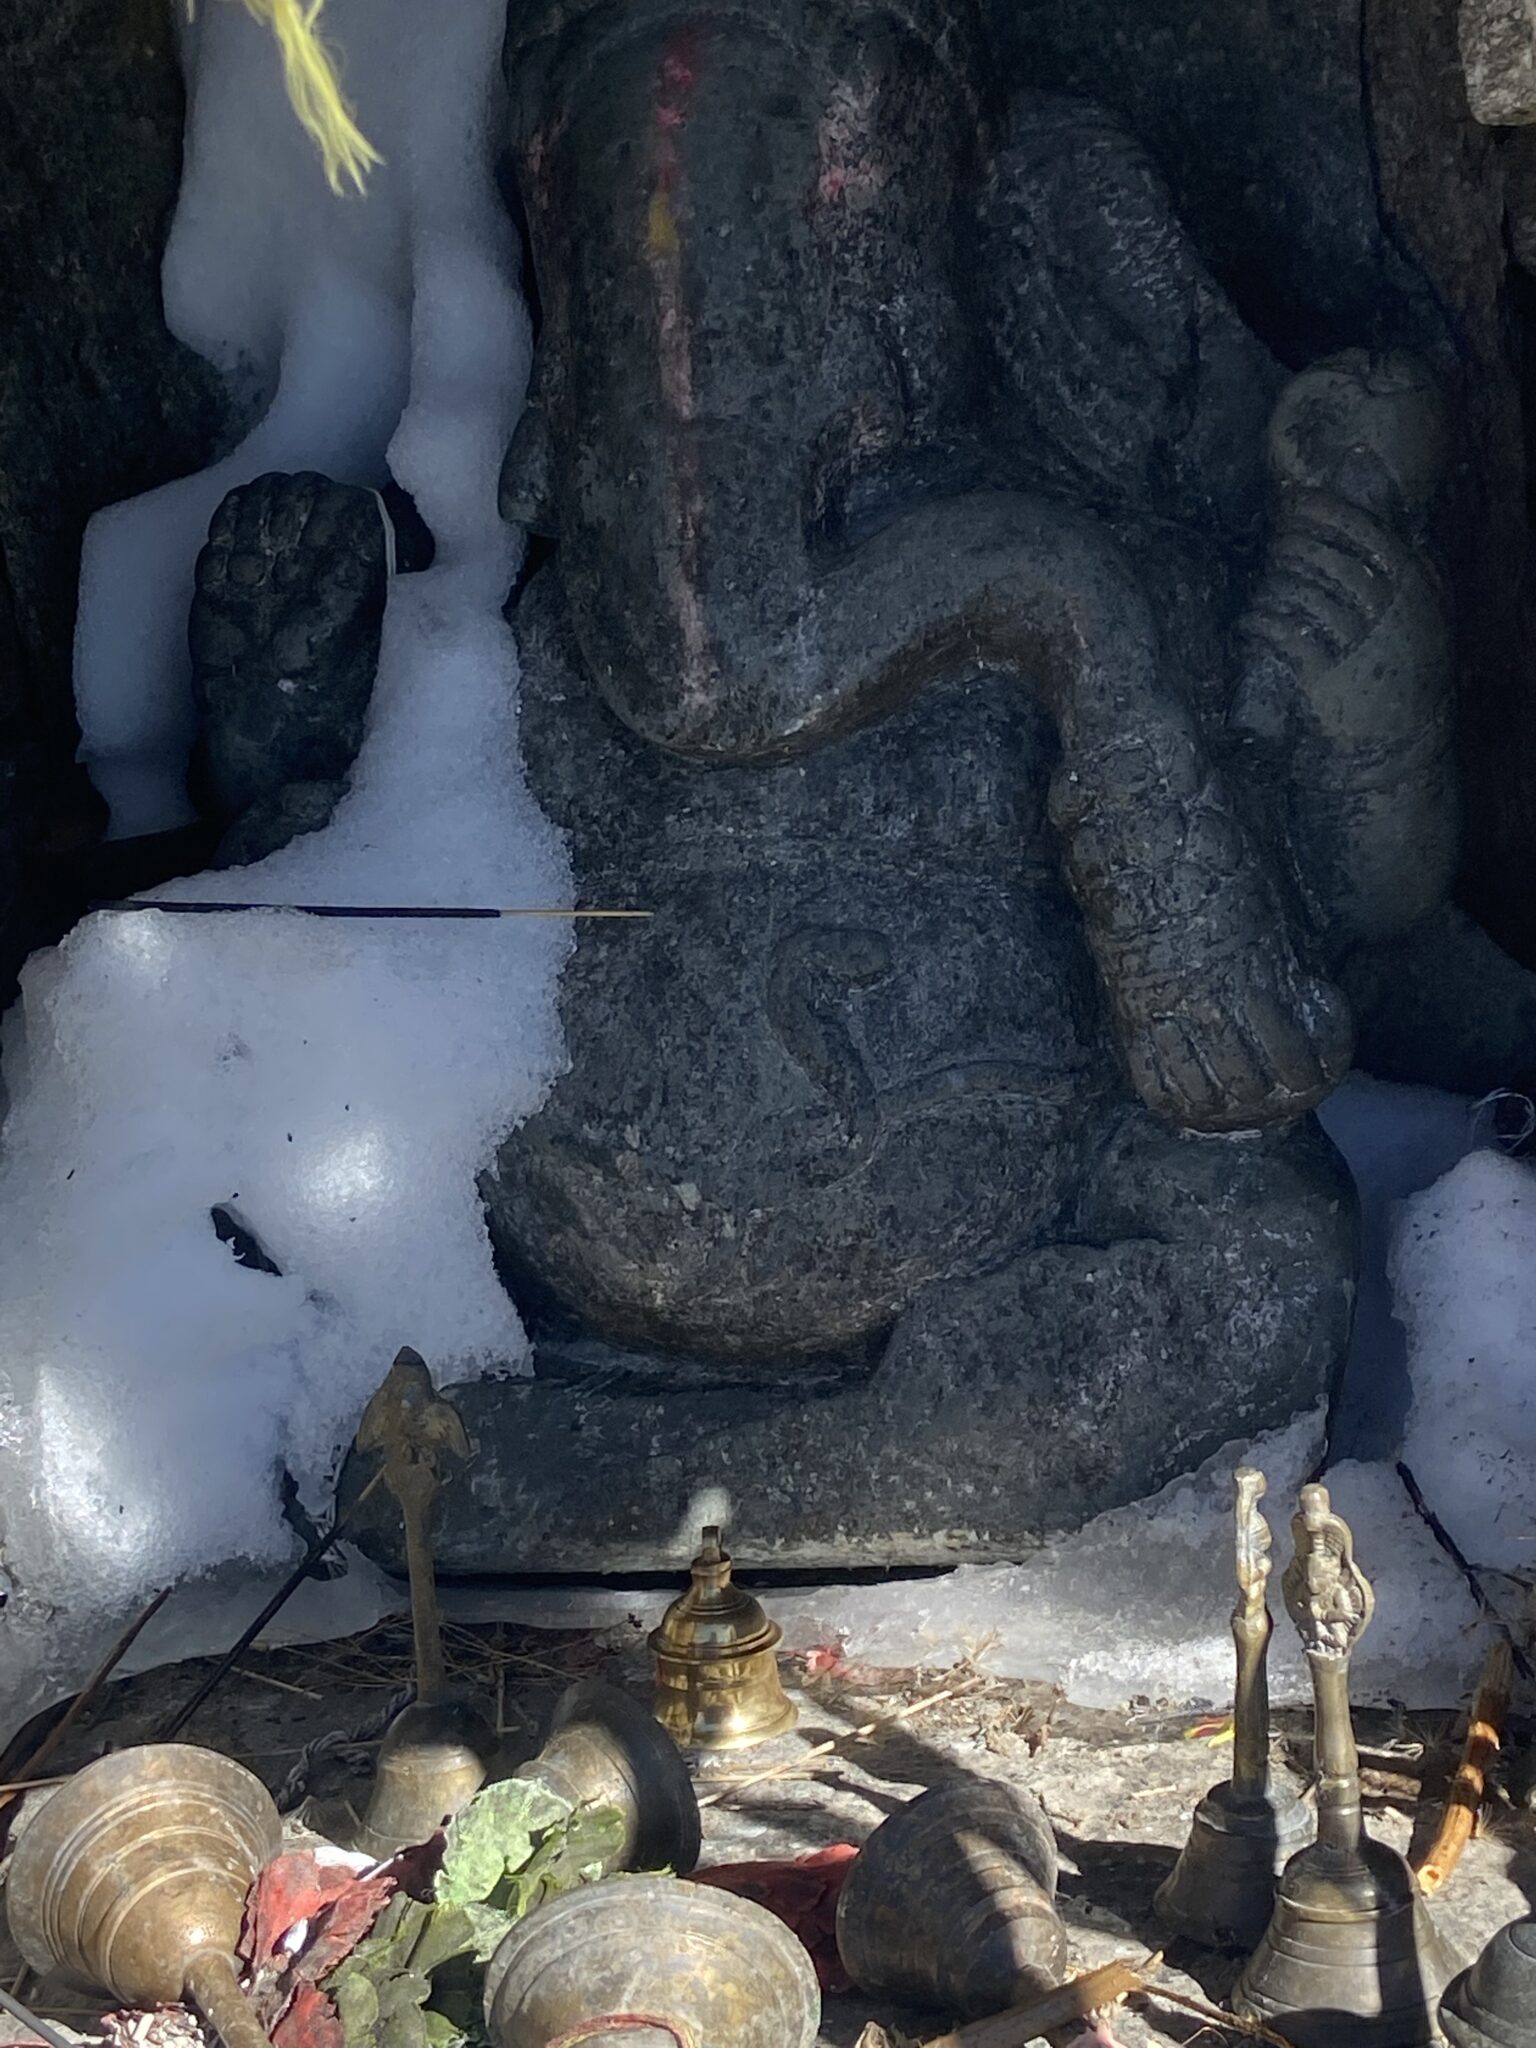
[644,24,712,706]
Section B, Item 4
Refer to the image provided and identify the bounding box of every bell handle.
[1230,1466,1274,1797]
[403,1494,447,1705]
[1230,1603,1273,1796]
[183,1946,273,2048]
[1308,1651,1364,1859]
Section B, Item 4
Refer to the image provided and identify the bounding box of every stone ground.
[0,1610,1530,2046]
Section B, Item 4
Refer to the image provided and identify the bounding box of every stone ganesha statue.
[336,0,1473,1567]
[443,0,1375,1568]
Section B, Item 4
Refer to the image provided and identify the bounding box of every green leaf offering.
[328,1777,630,2048]
[435,1778,573,1907]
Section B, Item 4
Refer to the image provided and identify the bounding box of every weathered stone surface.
[0,0,233,988]
[198,0,1533,1563]
[1362,0,1536,964]
[982,0,1536,965]
[346,1115,1354,1572]
[189,471,387,851]
[215,779,347,870]
[1460,0,1536,124]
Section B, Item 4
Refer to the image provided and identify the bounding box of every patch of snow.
[1396,1146,1536,1581]
[0,0,569,1736]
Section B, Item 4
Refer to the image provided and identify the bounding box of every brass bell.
[1441,1914,1536,2047]
[515,1680,702,1874]
[1156,1468,1313,1951]
[6,1744,280,2048]
[483,1875,820,2048]
[351,1348,500,1855]
[1233,1485,1453,2046]
[835,1778,1068,2018]
[650,1526,797,1750]
[353,1697,502,1861]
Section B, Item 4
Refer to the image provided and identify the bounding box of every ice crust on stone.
[429,1073,1519,1713]
[0,0,570,1736]
[453,1423,1486,1712]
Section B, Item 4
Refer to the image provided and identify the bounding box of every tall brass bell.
[6,1744,280,2048]
[650,1526,797,1750]
[352,1349,500,1856]
[1233,1484,1454,2046]
[515,1680,702,1874]
[1155,1467,1313,1950]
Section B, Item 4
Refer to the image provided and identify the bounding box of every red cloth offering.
[690,1843,860,1991]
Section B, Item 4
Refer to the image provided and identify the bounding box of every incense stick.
[93,901,652,921]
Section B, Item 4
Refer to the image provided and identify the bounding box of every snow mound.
[0,0,569,1735]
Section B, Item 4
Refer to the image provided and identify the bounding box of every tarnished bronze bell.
[1233,1485,1453,2046]
[650,1526,797,1750]
[6,1744,280,2048]
[1156,1468,1313,1951]
[515,1680,702,1874]
[352,1348,499,1855]
[1441,1914,1536,2047]
[836,1778,1069,2018]
[483,1875,820,2048]
[352,1697,502,1861]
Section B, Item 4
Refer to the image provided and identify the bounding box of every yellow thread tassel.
[188,0,382,195]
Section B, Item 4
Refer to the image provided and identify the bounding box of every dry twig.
[1413,1638,1513,1896]
[0,1587,170,1823]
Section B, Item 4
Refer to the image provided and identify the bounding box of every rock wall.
[0,0,232,994]
[987,0,1536,963]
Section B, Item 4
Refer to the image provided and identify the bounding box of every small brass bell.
[1155,1467,1312,1951]
[6,1745,280,2048]
[650,1526,797,1750]
[1233,1484,1453,2046]
[352,1348,499,1855]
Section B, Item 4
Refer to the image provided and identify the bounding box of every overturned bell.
[1233,1485,1452,2046]
[1156,1468,1313,1951]
[483,1874,820,2048]
[650,1526,797,1750]
[353,1696,502,1859]
[7,1744,280,2048]
[516,1679,701,1874]
[1441,1915,1536,2048]
[836,1778,1069,2019]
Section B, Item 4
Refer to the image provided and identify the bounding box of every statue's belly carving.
[488,641,1109,1359]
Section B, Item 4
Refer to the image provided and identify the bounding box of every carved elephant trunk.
[504,0,992,755]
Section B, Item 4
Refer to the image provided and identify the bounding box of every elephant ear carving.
[978,91,1278,534]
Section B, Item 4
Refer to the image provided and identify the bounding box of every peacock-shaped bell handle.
[356,1347,472,1706]
[1282,1482,1375,1858]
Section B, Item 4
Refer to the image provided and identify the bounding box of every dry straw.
[188,0,382,195]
